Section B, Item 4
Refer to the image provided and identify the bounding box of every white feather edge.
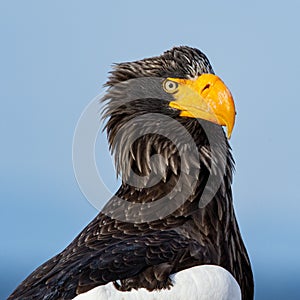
[73,265,241,300]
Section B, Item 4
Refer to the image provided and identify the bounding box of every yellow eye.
[163,79,179,93]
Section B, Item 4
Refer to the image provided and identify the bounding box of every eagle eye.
[163,80,179,93]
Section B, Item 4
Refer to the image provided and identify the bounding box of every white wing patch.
[73,265,241,300]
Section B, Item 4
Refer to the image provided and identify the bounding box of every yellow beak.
[168,74,236,139]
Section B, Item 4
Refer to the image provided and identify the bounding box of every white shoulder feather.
[73,265,241,300]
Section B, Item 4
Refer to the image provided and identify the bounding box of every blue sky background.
[1,1,300,299]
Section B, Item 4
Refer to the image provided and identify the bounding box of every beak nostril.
[201,84,210,93]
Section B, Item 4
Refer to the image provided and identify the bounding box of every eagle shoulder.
[73,265,241,300]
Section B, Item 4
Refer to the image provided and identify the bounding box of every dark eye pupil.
[168,83,174,89]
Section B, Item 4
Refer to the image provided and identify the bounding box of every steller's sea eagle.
[8,46,254,300]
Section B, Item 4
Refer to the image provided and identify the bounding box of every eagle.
[8,46,254,300]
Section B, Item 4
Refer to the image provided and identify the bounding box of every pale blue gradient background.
[1,1,300,299]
